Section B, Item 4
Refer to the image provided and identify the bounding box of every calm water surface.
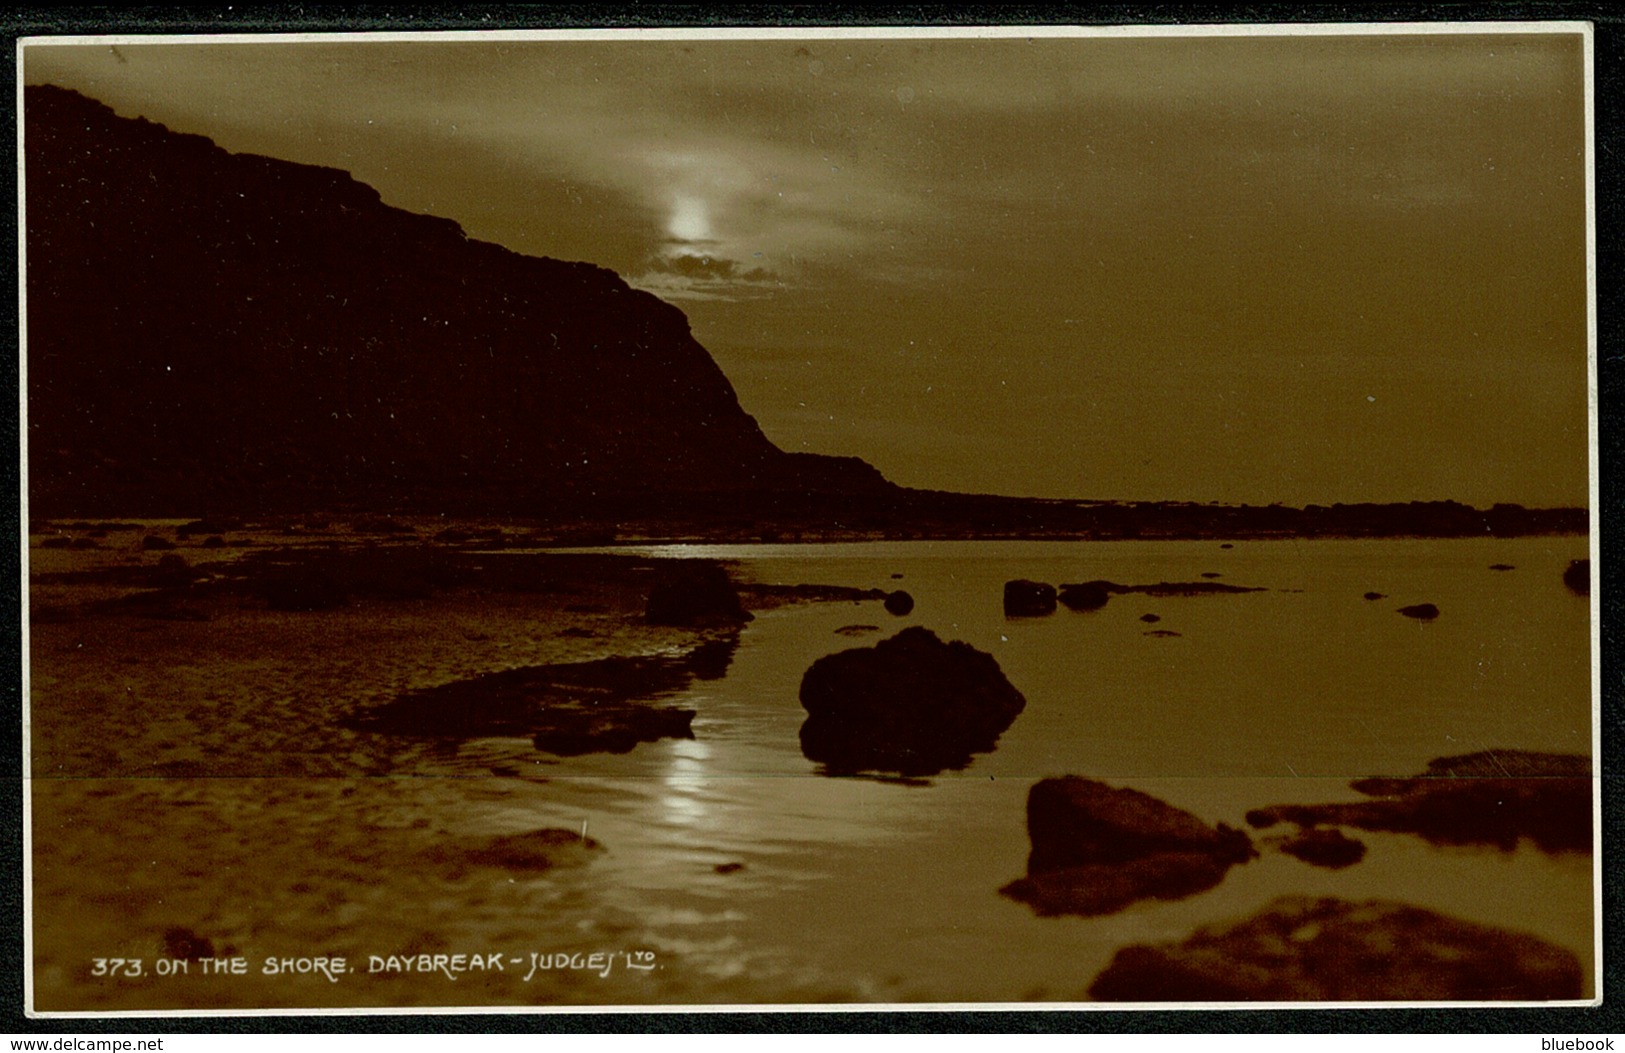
[454,537,1595,1003]
[30,535,1596,1007]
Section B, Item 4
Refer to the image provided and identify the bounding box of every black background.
[1,3,1617,1036]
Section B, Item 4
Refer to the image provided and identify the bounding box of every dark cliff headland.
[25,85,1586,541]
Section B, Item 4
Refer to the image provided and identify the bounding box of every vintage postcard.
[19,22,1598,1016]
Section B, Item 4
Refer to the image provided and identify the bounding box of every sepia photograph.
[19,22,1598,1015]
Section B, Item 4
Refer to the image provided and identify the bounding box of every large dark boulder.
[797,627,1026,775]
[645,563,752,627]
[1004,579,1057,617]
[1088,896,1585,1001]
[1001,778,1255,917]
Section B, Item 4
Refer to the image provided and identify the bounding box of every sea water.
[458,536,1595,1004]
[28,535,1595,1009]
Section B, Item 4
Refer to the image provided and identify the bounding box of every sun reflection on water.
[658,734,714,830]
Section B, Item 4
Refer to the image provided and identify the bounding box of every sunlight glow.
[668,195,712,242]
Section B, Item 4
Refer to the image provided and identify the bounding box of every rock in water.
[646,563,753,627]
[345,649,709,757]
[1397,603,1440,620]
[1278,828,1367,869]
[883,590,915,616]
[1000,778,1255,917]
[1004,579,1057,617]
[682,635,739,680]
[1087,896,1584,1001]
[1246,750,1591,854]
[1564,559,1590,596]
[1058,583,1109,611]
[797,627,1026,776]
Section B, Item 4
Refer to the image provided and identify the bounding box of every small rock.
[1143,629,1182,638]
[714,862,746,875]
[1058,583,1109,611]
[1489,564,1515,571]
[1004,579,1057,617]
[1363,592,1386,601]
[883,590,914,616]
[1563,559,1589,597]
[1139,613,1161,624]
[1200,572,1222,579]
[1279,828,1367,869]
[1001,778,1255,917]
[685,635,739,680]
[202,535,226,549]
[834,624,880,637]
[1397,603,1439,620]
[141,535,175,551]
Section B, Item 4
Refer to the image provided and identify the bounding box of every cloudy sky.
[23,27,1591,506]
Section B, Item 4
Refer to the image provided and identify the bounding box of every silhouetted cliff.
[24,85,890,515]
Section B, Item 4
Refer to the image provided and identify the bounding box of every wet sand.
[29,522,794,1009]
